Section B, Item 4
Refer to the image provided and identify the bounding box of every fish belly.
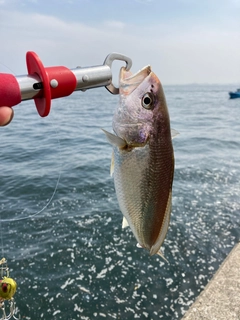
[113,142,173,254]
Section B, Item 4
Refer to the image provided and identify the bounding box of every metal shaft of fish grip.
[0,51,132,117]
[104,53,132,95]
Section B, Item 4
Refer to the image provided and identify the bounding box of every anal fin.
[122,216,129,229]
[110,151,114,177]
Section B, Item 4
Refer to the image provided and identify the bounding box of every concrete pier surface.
[182,242,240,320]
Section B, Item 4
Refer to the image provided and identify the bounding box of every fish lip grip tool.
[0,51,132,117]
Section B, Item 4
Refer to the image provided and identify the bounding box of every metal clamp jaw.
[104,53,132,94]
[0,52,132,117]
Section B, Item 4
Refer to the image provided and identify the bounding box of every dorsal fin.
[171,129,179,139]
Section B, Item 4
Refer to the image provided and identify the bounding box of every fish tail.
[156,250,169,264]
[137,243,169,263]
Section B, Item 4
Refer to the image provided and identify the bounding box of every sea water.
[0,85,239,319]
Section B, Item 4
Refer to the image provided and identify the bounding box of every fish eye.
[142,93,154,110]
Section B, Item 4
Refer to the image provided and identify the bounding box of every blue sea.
[0,84,240,319]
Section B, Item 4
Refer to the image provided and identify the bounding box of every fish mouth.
[119,65,152,95]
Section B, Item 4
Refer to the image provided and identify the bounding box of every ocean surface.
[0,84,240,319]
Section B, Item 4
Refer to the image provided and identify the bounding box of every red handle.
[26,51,77,117]
[0,74,21,107]
[0,51,77,117]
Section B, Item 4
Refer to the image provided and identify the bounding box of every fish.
[103,65,177,257]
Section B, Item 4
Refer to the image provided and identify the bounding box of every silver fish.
[103,65,177,257]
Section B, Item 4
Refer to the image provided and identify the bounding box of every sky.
[0,0,240,85]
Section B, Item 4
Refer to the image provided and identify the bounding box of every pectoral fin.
[102,129,127,148]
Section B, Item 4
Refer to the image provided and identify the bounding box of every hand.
[0,107,14,126]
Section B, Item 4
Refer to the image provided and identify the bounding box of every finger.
[0,107,14,126]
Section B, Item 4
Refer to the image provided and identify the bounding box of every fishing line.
[0,110,62,223]
[0,62,15,75]
[0,217,4,258]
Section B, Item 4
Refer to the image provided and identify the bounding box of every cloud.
[0,8,239,84]
[103,20,126,30]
